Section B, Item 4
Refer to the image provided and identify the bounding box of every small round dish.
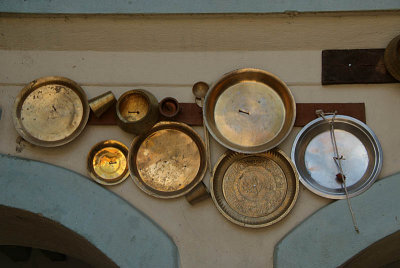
[210,149,299,228]
[204,68,296,154]
[13,76,89,147]
[129,121,207,199]
[291,115,383,199]
[87,140,130,186]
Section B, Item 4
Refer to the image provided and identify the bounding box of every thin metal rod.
[316,110,360,233]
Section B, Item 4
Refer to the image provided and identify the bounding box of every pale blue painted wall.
[0,0,399,14]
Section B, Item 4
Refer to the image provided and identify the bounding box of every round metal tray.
[291,115,383,199]
[210,149,299,228]
[129,121,207,199]
[203,68,296,153]
[87,140,130,186]
[13,76,89,147]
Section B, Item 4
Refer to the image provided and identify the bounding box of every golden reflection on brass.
[89,91,116,118]
[119,93,149,122]
[204,68,296,153]
[210,149,299,228]
[215,81,285,147]
[87,140,129,186]
[13,76,89,147]
[116,89,159,135]
[129,121,207,199]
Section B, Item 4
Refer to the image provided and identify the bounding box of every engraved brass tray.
[13,76,89,147]
[204,68,296,153]
[210,149,299,228]
[87,140,130,186]
[291,115,383,199]
[129,121,207,198]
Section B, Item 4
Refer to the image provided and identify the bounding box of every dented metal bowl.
[13,76,89,147]
[203,68,296,153]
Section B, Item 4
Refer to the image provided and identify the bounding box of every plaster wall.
[0,12,400,267]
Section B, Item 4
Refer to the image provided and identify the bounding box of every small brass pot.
[116,89,159,135]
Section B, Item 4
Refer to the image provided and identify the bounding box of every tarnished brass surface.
[13,76,89,147]
[87,140,129,186]
[204,68,296,153]
[210,149,299,228]
[89,91,116,118]
[129,121,207,199]
[116,89,159,135]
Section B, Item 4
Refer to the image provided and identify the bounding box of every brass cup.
[89,91,116,118]
[116,89,159,135]
[185,181,210,205]
[159,97,180,118]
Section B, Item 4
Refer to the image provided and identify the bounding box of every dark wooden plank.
[88,102,366,127]
[322,49,398,85]
[295,103,365,126]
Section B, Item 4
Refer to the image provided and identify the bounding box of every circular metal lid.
[13,76,89,147]
[129,121,207,199]
[291,115,383,199]
[210,149,299,228]
[204,68,296,153]
[384,34,400,81]
[87,140,130,186]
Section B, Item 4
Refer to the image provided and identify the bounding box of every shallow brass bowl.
[210,149,299,228]
[129,121,207,199]
[13,76,89,147]
[204,68,296,153]
[87,140,130,186]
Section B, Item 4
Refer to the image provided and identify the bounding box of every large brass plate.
[129,121,207,198]
[87,140,130,186]
[210,149,299,228]
[13,77,89,147]
[204,68,296,153]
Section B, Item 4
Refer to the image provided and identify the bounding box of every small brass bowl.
[87,140,130,186]
[204,68,296,153]
[13,76,89,147]
[116,89,159,135]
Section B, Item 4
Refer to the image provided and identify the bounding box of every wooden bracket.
[322,49,398,85]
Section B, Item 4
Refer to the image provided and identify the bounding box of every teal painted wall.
[0,0,399,14]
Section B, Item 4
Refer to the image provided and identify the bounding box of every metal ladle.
[192,81,212,174]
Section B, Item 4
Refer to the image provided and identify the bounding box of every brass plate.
[204,68,296,153]
[210,149,299,228]
[129,121,207,198]
[87,140,130,186]
[13,76,89,147]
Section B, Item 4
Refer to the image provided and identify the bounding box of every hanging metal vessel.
[291,115,383,199]
[203,68,296,154]
[116,89,159,135]
[210,149,299,228]
[129,121,207,199]
[384,34,400,81]
[87,140,130,186]
[13,76,89,147]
